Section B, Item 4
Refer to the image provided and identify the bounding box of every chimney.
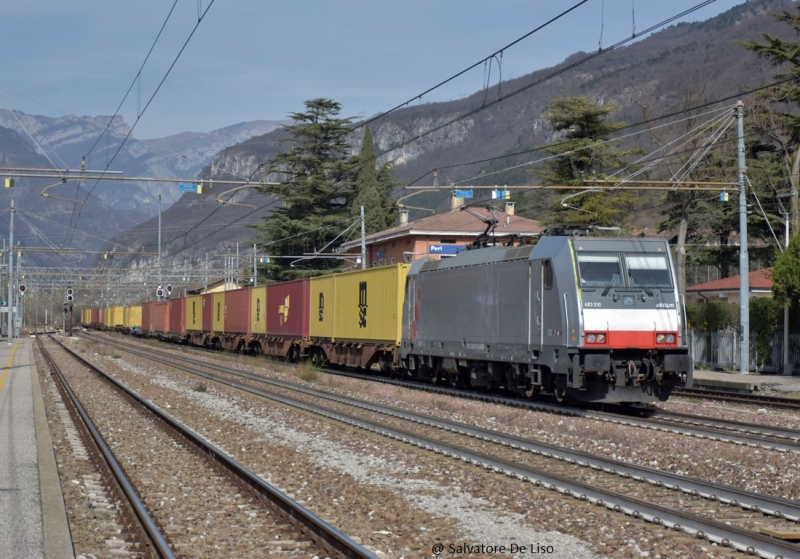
[399,209,409,226]
[451,192,464,210]
[505,202,515,216]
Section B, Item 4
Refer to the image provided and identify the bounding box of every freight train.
[82,234,692,404]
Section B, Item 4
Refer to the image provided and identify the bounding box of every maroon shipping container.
[202,293,214,332]
[91,307,102,326]
[266,279,310,339]
[153,302,169,334]
[168,298,186,335]
[224,287,251,334]
[142,302,155,332]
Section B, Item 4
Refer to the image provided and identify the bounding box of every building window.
[391,257,396,264]
[373,261,377,267]
[440,238,456,244]
[403,253,411,263]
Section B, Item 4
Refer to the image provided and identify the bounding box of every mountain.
[101,0,797,275]
[0,111,285,220]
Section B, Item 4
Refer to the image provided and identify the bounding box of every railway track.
[674,387,800,410]
[80,332,800,559]
[41,336,378,559]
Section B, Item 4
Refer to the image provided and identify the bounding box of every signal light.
[18,284,26,294]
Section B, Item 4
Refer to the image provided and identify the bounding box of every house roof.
[341,208,544,250]
[687,268,773,293]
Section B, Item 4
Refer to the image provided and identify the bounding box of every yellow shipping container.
[309,275,336,339]
[108,306,124,328]
[250,287,267,334]
[213,292,225,332]
[334,264,409,344]
[185,296,203,331]
[126,306,142,329]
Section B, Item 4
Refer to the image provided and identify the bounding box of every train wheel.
[524,385,540,400]
[554,386,569,405]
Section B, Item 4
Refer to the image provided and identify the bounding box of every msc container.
[250,286,267,335]
[334,264,409,344]
[225,288,251,334]
[168,298,186,334]
[309,275,336,340]
[202,293,214,332]
[266,279,309,339]
[185,296,203,331]
[213,292,225,332]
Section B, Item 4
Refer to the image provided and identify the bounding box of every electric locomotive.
[400,234,692,404]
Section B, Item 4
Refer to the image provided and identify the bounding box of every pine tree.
[527,97,640,226]
[254,99,358,281]
[351,126,398,235]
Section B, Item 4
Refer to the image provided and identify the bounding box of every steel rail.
[85,337,800,559]
[107,337,800,524]
[675,387,800,410]
[37,340,177,559]
[51,337,378,559]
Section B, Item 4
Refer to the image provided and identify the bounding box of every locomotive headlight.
[586,333,596,343]
[656,333,665,343]
[666,334,675,344]
[596,333,606,343]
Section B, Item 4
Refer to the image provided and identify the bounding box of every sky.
[1,0,751,139]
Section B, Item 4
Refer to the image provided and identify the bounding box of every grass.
[193,382,208,392]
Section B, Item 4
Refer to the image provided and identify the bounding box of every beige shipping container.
[123,306,142,329]
[185,296,203,331]
[334,264,410,344]
[213,292,225,332]
[309,275,336,339]
[250,287,267,334]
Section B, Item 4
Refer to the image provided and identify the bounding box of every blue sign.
[377,248,385,259]
[179,183,198,193]
[429,244,466,255]
[454,190,473,198]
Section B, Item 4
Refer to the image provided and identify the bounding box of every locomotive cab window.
[543,260,553,289]
[576,253,622,287]
[624,254,671,288]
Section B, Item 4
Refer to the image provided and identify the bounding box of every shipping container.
[107,306,124,329]
[91,307,102,327]
[168,298,186,334]
[250,286,267,335]
[334,264,409,344]
[142,303,154,332]
[213,292,225,332]
[185,296,203,331]
[153,302,169,333]
[202,293,214,332]
[309,275,336,339]
[225,287,251,334]
[266,279,309,339]
[127,306,142,329]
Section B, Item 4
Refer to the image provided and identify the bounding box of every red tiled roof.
[687,268,773,292]
[341,208,544,249]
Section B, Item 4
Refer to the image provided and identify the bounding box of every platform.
[693,368,800,394]
[0,337,73,559]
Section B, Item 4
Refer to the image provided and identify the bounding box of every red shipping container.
[225,287,251,334]
[153,302,169,334]
[202,293,214,332]
[266,279,309,339]
[91,307,101,326]
[168,298,186,335]
[142,302,155,332]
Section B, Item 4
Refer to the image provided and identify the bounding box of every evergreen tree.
[254,99,358,281]
[351,125,398,235]
[526,97,640,226]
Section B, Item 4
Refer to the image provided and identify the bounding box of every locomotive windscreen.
[576,254,622,287]
[624,254,671,288]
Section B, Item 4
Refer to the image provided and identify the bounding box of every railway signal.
[66,287,74,302]
[18,284,25,295]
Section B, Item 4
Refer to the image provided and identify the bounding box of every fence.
[688,329,800,374]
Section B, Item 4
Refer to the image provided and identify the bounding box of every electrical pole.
[737,101,750,375]
[7,199,13,344]
[157,189,162,300]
